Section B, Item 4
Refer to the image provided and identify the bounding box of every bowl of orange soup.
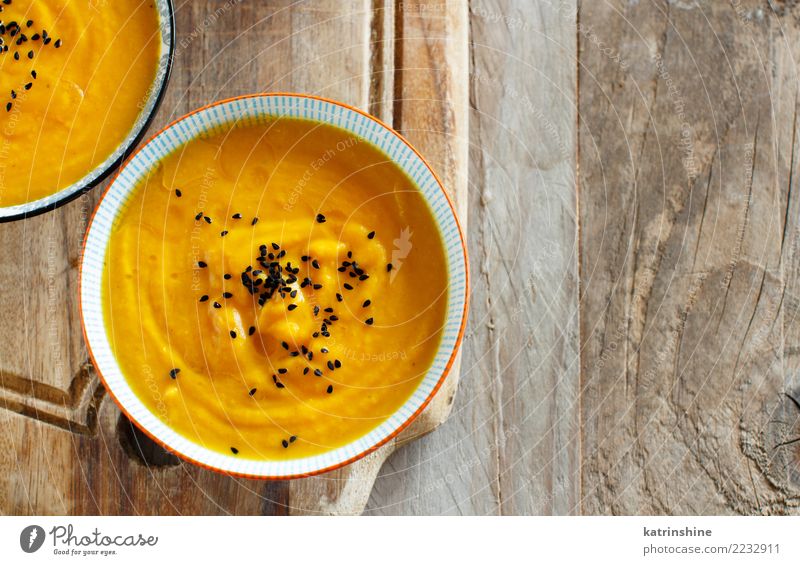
[80,94,468,478]
[0,0,173,221]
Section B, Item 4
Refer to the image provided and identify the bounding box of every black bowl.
[0,0,175,222]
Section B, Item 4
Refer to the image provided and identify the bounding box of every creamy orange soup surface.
[0,0,161,207]
[103,117,449,460]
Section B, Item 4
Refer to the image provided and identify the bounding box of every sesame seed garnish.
[230,330,237,339]
[303,367,309,375]
[195,212,203,220]
[232,213,242,219]
[344,283,353,290]
[387,263,393,272]
[54,39,61,48]
[336,293,343,302]
[213,302,221,309]
[231,447,239,454]
[326,385,333,394]
[327,360,335,370]
[249,388,257,396]
[248,326,256,335]
[224,273,232,280]
[334,359,341,368]
[316,213,326,223]
[198,261,207,268]
[367,231,375,239]
[311,259,320,269]
[175,188,182,197]
[220,230,228,237]
[281,341,289,350]
[278,368,287,374]
[199,295,209,302]
[251,217,259,225]
[362,299,371,308]
[223,292,233,298]
[204,216,212,224]
[314,369,323,377]
[287,304,297,311]
[169,368,180,379]
[282,440,289,448]
[365,318,374,325]
[290,435,297,443]
[321,348,329,353]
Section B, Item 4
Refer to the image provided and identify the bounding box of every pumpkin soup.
[0,0,162,207]
[102,118,449,460]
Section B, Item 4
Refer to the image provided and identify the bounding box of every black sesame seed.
[224,273,232,280]
[387,263,393,272]
[327,361,335,371]
[249,388,257,396]
[278,368,287,374]
[321,348,329,353]
[287,304,298,311]
[54,39,61,48]
[334,359,341,368]
[344,283,353,290]
[195,212,203,220]
[230,330,237,339]
[5,102,10,112]
[313,283,323,290]
[362,299,371,308]
[248,326,256,336]
[175,188,182,197]
[365,318,374,325]
[31,69,36,79]
[220,230,228,237]
[281,341,289,350]
[198,261,207,268]
[316,213,326,223]
[367,231,375,239]
[231,447,239,454]
[282,440,289,448]
[303,367,309,375]
[271,242,280,250]
[223,292,233,299]
[324,307,334,313]
[311,259,320,269]
[169,368,180,379]
[313,305,320,316]
[336,293,343,302]
[276,382,285,389]
[232,213,242,219]
[326,385,333,394]
[290,435,297,443]
[251,217,259,225]
[213,302,221,309]
[199,295,209,302]
[204,216,212,224]
[359,274,369,281]
[314,369,323,377]
[24,81,32,90]
[26,50,32,59]
[347,251,353,259]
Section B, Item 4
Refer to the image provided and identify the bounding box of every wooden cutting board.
[0,0,468,515]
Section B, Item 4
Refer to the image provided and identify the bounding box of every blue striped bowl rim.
[80,94,469,479]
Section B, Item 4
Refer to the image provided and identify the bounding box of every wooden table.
[2,0,799,515]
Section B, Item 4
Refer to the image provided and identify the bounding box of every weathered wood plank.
[579,0,800,514]
[366,0,580,515]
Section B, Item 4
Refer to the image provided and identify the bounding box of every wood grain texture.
[367,0,580,514]
[0,0,470,515]
[579,0,800,514]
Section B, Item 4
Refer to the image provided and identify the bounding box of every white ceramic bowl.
[80,93,469,479]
